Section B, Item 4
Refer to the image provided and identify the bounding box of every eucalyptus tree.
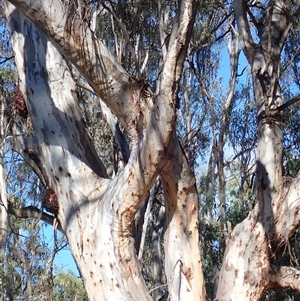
[3,0,300,300]
[216,1,300,299]
[3,0,206,300]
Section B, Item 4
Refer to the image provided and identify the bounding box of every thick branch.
[269,265,300,291]
[271,0,291,57]
[7,0,134,128]
[160,0,198,101]
[7,203,63,232]
[162,134,206,300]
[234,0,255,63]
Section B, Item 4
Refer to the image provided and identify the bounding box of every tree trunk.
[216,1,300,299]
[0,149,7,257]
[0,91,7,256]
[4,0,204,300]
[162,136,206,301]
[5,7,152,300]
[0,92,8,301]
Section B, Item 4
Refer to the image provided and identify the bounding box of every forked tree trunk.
[4,0,206,300]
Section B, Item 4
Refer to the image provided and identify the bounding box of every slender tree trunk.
[151,204,165,301]
[0,93,7,256]
[0,151,7,301]
[0,91,8,301]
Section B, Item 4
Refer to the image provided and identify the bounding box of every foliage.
[54,270,88,301]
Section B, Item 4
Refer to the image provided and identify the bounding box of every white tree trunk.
[216,1,300,299]
[5,6,152,300]
[162,136,206,301]
[0,149,7,256]
[0,145,7,301]
[4,0,205,300]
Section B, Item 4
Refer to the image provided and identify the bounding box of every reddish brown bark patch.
[13,83,28,119]
[42,188,59,215]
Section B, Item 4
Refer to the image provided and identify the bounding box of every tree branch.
[270,94,300,115]
[0,55,14,65]
[6,0,134,128]
[234,0,255,63]
[160,0,198,101]
[269,265,300,291]
[7,203,63,233]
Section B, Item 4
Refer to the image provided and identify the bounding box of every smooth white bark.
[5,0,204,300]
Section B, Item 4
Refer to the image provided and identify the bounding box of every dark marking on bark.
[59,166,63,172]
[65,172,71,177]
[90,271,93,277]
[55,175,59,182]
